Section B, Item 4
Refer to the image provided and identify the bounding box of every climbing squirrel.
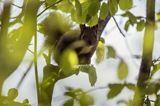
[39,12,99,65]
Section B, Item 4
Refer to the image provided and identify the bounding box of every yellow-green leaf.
[119,0,133,10]
[79,94,94,106]
[45,0,57,5]
[75,0,82,16]
[8,88,18,100]
[136,20,145,31]
[79,65,97,86]
[107,84,124,99]
[106,46,116,58]
[100,3,109,20]
[57,0,74,13]
[117,60,128,80]
[63,99,74,106]
[96,41,105,63]
[60,49,78,76]
[88,0,100,16]
[87,15,99,26]
[108,0,118,16]
[151,63,160,77]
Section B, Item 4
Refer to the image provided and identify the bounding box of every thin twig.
[37,0,63,17]
[34,24,40,102]
[112,16,139,66]
[16,61,33,89]
[11,3,22,8]
[112,17,125,37]
[86,85,108,93]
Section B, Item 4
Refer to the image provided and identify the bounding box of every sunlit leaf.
[125,83,135,91]
[71,1,90,24]
[87,15,99,26]
[106,46,116,58]
[8,88,18,100]
[60,49,79,76]
[117,60,128,80]
[108,0,118,16]
[107,84,124,99]
[145,82,159,95]
[125,100,134,106]
[23,99,29,104]
[96,41,105,63]
[119,0,133,10]
[151,63,160,77]
[100,3,109,20]
[63,99,74,106]
[43,53,50,65]
[45,0,57,5]
[126,11,137,24]
[75,0,82,16]
[124,20,130,31]
[136,20,145,31]
[79,94,94,106]
[57,0,74,13]
[79,65,97,86]
[88,0,100,17]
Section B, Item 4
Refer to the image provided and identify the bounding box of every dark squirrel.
[54,24,98,64]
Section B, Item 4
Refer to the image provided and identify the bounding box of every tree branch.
[133,0,155,105]
[37,0,63,17]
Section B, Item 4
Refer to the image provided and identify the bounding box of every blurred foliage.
[0,0,159,106]
[63,87,94,106]
[117,60,128,80]
[0,88,30,106]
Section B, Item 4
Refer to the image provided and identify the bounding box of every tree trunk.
[133,0,155,105]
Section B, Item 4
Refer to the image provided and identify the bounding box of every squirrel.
[39,12,99,65]
[54,24,98,64]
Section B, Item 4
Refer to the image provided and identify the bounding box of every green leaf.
[126,11,137,24]
[106,46,116,58]
[79,65,97,86]
[57,0,74,13]
[151,64,160,77]
[23,99,29,104]
[88,0,100,17]
[8,88,18,100]
[75,0,82,16]
[107,84,124,99]
[87,15,99,26]
[136,20,145,31]
[60,49,79,76]
[125,83,135,91]
[108,0,118,16]
[71,1,90,24]
[119,0,133,10]
[79,94,94,106]
[96,41,105,63]
[100,3,109,20]
[145,82,158,95]
[124,20,130,31]
[45,0,57,5]
[63,99,74,106]
[43,53,50,65]
[117,60,128,80]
